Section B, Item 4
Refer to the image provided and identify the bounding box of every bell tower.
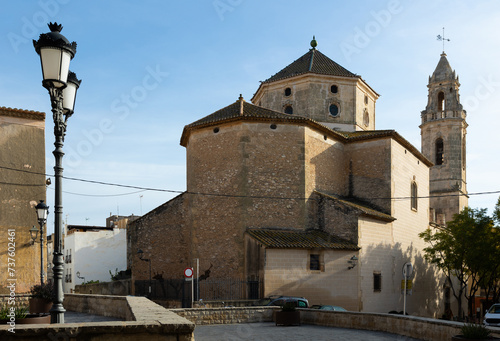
[420,53,468,225]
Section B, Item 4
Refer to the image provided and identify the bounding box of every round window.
[284,88,292,96]
[329,104,339,117]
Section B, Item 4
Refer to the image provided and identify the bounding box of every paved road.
[194,322,423,341]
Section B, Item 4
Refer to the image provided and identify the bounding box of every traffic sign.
[402,262,413,278]
[184,267,193,278]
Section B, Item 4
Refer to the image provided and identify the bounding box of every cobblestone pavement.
[194,322,424,341]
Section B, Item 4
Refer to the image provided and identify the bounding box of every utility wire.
[1,164,499,201]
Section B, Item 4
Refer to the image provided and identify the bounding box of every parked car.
[310,305,347,311]
[253,295,309,308]
[484,304,500,327]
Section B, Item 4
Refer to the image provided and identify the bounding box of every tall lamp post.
[33,22,81,324]
[137,249,152,297]
[30,200,49,285]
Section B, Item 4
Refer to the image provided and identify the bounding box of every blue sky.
[1,0,499,232]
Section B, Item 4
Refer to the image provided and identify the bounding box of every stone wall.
[74,279,130,296]
[128,193,189,295]
[0,107,46,294]
[172,306,275,325]
[0,294,195,340]
[176,307,500,341]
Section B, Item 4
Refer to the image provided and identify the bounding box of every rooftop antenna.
[437,27,450,53]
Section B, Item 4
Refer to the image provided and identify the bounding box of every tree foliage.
[419,206,497,319]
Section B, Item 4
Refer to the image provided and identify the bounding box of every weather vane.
[437,27,450,53]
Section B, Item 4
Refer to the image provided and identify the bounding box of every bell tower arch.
[420,53,468,224]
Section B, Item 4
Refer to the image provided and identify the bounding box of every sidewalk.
[194,322,424,341]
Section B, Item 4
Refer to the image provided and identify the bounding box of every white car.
[484,304,500,327]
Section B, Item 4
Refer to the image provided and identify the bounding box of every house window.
[284,87,292,97]
[411,182,418,211]
[331,85,338,93]
[329,104,339,117]
[373,272,382,292]
[310,254,320,271]
[435,138,444,165]
[284,105,293,115]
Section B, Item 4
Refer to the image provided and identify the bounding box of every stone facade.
[420,53,468,224]
[251,46,379,133]
[0,106,46,294]
[128,45,458,317]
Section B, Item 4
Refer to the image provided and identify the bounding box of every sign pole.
[402,262,413,316]
[196,258,199,302]
[404,274,407,315]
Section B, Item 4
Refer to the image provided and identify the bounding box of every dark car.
[310,305,347,311]
[253,295,309,308]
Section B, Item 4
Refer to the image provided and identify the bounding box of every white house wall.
[63,228,126,293]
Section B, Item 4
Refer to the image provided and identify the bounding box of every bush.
[460,323,491,339]
[29,282,54,301]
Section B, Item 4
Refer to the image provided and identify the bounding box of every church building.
[128,39,467,317]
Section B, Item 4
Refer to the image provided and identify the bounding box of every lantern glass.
[35,200,49,222]
[62,80,77,113]
[39,46,71,88]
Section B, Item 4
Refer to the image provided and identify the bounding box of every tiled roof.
[0,106,45,120]
[180,96,345,146]
[314,191,395,222]
[340,130,433,167]
[246,228,359,250]
[180,98,432,167]
[263,49,358,83]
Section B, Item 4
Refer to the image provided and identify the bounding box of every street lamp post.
[137,249,152,297]
[31,200,49,285]
[33,22,81,324]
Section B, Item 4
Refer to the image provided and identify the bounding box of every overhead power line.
[1,164,499,200]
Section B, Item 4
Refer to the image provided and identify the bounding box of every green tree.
[482,197,500,306]
[419,207,494,320]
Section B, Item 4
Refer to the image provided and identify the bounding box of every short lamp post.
[31,200,49,286]
[137,249,152,297]
[33,22,81,324]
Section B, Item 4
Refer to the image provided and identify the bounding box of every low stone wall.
[172,306,275,325]
[64,293,132,320]
[0,294,30,307]
[173,307,500,341]
[74,279,130,296]
[0,294,195,340]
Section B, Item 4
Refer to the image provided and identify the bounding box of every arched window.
[435,138,444,165]
[284,105,293,115]
[411,182,418,211]
[437,92,445,112]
